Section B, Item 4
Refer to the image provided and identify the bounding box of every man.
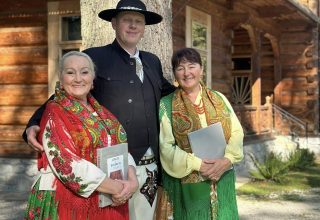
[23,0,175,219]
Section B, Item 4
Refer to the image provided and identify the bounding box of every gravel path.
[237,188,320,220]
[1,189,320,220]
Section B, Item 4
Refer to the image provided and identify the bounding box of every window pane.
[192,21,207,51]
[232,57,251,71]
[61,16,81,41]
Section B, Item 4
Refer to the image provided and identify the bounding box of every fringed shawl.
[37,83,128,220]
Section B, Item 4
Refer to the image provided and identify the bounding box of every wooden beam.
[223,12,249,30]
[241,25,262,133]
[256,5,295,18]
[0,65,47,84]
[0,125,26,142]
[264,33,282,106]
[285,0,320,23]
[233,1,282,39]
[0,46,47,65]
[0,27,47,47]
[0,141,36,158]
[0,85,48,106]
[226,0,234,10]
[244,15,282,40]
[0,106,38,125]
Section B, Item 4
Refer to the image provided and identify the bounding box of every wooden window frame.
[186,6,212,88]
[47,1,82,96]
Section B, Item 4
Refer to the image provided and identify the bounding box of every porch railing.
[272,103,308,148]
[233,96,308,147]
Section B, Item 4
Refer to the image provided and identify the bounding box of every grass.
[237,163,320,201]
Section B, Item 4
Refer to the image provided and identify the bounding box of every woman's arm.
[159,105,202,178]
[218,92,244,164]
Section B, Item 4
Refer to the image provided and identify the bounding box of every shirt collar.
[194,84,203,105]
[130,49,140,59]
[122,47,140,59]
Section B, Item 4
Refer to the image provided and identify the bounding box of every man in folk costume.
[23,0,175,219]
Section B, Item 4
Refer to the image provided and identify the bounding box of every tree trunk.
[80,0,173,81]
[80,0,117,48]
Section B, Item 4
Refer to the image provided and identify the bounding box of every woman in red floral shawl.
[24,51,138,220]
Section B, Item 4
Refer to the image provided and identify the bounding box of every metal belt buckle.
[138,157,155,165]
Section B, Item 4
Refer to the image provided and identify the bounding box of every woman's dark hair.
[171,48,202,72]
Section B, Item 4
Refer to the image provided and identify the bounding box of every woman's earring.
[173,78,179,87]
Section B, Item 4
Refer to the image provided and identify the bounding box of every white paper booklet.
[187,122,227,160]
[96,143,128,207]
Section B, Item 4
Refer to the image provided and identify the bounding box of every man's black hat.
[98,0,163,25]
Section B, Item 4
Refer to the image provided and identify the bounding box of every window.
[61,16,81,41]
[232,57,252,72]
[231,76,251,105]
[186,6,211,87]
[48,1,82,96]
[59,15,82,61]
[231,56,252,104]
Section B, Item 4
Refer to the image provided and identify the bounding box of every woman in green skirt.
[157,48,244,220]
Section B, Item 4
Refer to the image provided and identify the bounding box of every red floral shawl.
[37,84,128,220]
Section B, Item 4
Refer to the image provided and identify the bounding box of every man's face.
[112,11,145,51]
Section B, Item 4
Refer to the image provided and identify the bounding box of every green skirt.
[162,169,239,220]
[24,179,58,220]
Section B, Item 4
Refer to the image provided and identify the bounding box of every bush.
[287,148,316,170]
[249,152,289,183]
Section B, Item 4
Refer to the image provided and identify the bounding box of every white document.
[96,143,128,207]
[187,122,227,160]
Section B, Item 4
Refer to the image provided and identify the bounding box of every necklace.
[193,99,205,114]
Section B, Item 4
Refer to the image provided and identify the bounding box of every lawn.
[237,163,320,201]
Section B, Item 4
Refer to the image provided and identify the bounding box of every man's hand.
[26,125,43,152]
[200,157,232,181]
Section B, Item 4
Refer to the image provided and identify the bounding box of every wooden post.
[265,96,273,135]
[265,33,282,106]
[243,24,262,134]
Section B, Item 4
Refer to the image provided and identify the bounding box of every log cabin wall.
[0,0,48,157]
[279,23,319,132]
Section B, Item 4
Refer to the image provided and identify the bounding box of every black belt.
[138,157,156,166]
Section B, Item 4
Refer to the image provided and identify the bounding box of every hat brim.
[98,9,162,25]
